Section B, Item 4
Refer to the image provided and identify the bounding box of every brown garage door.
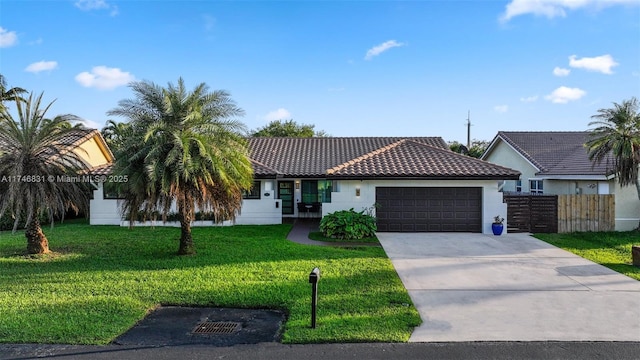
[376,187,482,232]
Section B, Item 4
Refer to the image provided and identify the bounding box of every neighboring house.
[481,131,640,231]
[60,129,114,222]
[0,127,113,225]
[60,128,115,168]
[91,136,520,234]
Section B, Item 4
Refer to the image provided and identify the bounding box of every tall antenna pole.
[466,110,471,149]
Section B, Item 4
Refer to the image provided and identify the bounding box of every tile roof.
[249,137,520,179]
[1,127,112,165]
[492,131,612,176]
[57,128,99,148]
[248,137,447,177]
[88,136,521,180]
[86,163,113,176]
[0,128,97,150]
[250,159,281,177]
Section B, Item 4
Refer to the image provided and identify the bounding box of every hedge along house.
[90,136,520,234]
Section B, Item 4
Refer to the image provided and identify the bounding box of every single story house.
[481,131,640,231]
[90,136,521,234]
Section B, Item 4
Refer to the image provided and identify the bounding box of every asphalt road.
[2,342,640,360]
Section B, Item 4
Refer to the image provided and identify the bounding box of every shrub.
[320,208,377,240]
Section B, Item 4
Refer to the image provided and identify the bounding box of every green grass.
[0,222,420,345]
[307,231,380,244]
[534,231,640,281]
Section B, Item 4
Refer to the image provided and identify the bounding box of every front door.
[278,181,294,215]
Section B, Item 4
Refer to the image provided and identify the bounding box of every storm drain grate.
[192,321,241,335]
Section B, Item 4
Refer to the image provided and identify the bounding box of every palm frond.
[0,93,91,231]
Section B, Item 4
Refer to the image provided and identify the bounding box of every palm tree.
[108,78,254,255]
[101,119,132,153]
[0,93,91,254]
[0,74,27,108]
[586,97,640,227]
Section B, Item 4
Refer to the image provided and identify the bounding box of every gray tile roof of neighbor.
[491,131,613,176]
[248,137,520,180]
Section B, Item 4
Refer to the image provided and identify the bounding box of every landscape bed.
[0,222,420,345]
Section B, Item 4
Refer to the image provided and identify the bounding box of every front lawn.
[0,222,420,345]
[534,231,640,281]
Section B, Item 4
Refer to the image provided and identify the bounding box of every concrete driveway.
[377,232,640,342]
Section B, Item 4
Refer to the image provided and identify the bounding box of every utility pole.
[466,110,471,149]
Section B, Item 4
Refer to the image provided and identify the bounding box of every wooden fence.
[504,194,615,233]
[504,194,558,233]
[557,194,615,233]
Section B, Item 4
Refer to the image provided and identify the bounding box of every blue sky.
[1,0,639,144]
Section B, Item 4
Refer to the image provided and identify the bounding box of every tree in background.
[101,119,132,153]
[0,93,90,254]
[448,139,490,158]
[0,74,27,109]
[108,78,254,255]
[586,97,640,219]
[250,119,329,137]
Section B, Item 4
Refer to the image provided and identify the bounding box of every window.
[103,182,124,199]
[529,179,543,194]
[243,181,261,199]
[318,180,332,203]
[301,179,332,203]
[515,180,522,192]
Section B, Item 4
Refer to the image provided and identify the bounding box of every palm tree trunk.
[26,215,50,254]
[178,197,195,255]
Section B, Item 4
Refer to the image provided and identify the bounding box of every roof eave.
[484,132,542,172]
[326,174,521,181]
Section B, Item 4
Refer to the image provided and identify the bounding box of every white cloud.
[75,66,134,90]
[75,0,118,16]
[78,118,102,129]
[264,108,292,121]
[0,27,18,47]
[494,105,509,113]
[25,60,58,73]
[520,95,539,103]
[553,67,570,77]
[500,0,639,22]
[569,54,619,74]
[545,86,586,104]
[364,40,405,60]
[75,0,108,10]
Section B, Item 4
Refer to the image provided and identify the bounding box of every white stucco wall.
[89,184,122,225]
[322,179,508,235]
[544,179,604,195]
[483,141,537,192]
[611,181,640,231]
[89,180,282,226]
[235,180,282,225]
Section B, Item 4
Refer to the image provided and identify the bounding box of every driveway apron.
[377,233,640,342]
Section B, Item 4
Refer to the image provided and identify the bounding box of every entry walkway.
[377,232,640,342]
[286,219,380,247]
